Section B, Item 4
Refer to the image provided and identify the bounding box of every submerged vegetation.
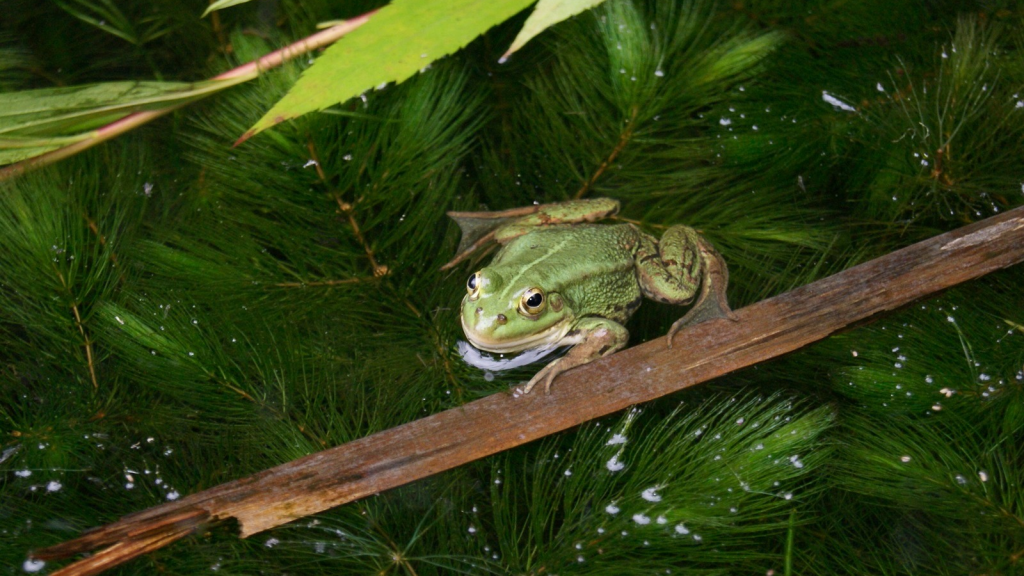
[2,0,1023,574]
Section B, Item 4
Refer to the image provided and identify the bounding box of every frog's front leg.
[634,226,735,348]
[522,318,629,395]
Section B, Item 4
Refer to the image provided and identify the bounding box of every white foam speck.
[822,91,856,112]
[641,487,662,502]
[606,434,627,445]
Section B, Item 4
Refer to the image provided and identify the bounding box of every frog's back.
[489,224,643,323]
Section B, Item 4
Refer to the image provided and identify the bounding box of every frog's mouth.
[461,315,573,354]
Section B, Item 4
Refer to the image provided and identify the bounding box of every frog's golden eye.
[467,272,482,300]
[519,288,545,316]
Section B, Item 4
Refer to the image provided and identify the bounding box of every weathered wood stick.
[35,206,1024,576]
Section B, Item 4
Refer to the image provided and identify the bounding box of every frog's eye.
[467,272,482,300]
[518,288,545,316]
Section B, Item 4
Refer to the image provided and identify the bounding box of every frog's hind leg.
[492,198,620,243]
[634,226,735,348]
[441,198,620,270]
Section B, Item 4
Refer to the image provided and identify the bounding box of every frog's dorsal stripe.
[498,236,573,300]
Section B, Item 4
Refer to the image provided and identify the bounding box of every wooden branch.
[34,207,1024,575]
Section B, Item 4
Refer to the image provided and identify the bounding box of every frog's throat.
[461,315,573,354]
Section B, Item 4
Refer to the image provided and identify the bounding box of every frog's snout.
[467,309,503,331]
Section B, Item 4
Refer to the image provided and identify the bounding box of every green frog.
[441,198,734,394]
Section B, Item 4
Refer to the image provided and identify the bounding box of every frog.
[441,198,734,394]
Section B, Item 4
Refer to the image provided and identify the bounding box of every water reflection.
[456,340,564,378]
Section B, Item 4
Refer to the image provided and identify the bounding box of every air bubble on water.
[265,538,279,548]
[343,154,353,161]
[979,470,989,482]
[46,481,61,492]
[675,524,690,535]
[467,525,477,534]
[22,559,46,573]
[656,515,667,524]
[605,503,620,515]
[925,375,933,384]
[719,118,732,126]
[633,513,651,525]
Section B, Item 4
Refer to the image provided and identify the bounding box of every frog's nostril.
[476,307,483,315]
[496,314,507,325]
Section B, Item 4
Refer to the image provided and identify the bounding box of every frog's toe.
[521,360,561,395]
[667,303,736,348]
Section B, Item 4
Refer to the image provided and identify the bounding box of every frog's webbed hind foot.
[440,205,542,270]
[521,319,628,395]
[667,234,736,348]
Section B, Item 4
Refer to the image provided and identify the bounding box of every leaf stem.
[0,11,377,182]
[54,266,98,391]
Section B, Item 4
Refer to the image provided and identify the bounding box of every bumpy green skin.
[454,198,732,394]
